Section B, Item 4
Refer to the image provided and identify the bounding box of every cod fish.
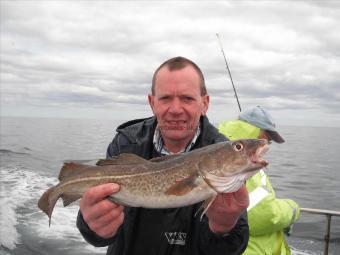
[38,139,268,224]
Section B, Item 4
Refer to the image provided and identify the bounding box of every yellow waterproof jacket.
[219,120,300,255]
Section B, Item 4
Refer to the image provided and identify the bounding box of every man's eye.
[159,96,170,101]
[183,97,194,102]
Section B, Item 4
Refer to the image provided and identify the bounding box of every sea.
[0,116,339,255]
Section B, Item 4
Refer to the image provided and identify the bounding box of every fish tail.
[38,186,60,226]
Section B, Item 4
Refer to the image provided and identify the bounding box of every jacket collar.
[116,115,227,148]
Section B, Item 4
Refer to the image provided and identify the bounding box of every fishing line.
[216,33,242,112]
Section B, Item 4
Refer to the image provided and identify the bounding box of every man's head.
[151,56,207,96]
[239,105,285,143]
[148,57,210,152]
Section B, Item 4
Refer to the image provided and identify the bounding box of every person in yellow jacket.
[219,105,300,255]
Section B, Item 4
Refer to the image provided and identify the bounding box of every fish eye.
[232,142,243,151]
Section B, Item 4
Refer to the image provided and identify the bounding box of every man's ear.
[148,94,155,114]
[201,95,210,116]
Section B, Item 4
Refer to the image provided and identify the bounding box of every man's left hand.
[206,184,249,235]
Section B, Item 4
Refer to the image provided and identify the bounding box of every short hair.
[151,56,207,96]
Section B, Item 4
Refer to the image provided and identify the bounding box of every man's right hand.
[80,183,124,239]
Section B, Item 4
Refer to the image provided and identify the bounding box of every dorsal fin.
[96,153,148,166]
[150,153,184,163]
[58,163,90,181]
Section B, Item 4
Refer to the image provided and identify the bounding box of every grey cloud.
[1,1,340,126]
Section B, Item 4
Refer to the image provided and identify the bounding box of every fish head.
[209,139,269,177]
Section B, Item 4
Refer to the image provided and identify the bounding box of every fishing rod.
[216,33,242,112]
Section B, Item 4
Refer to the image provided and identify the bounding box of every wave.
[62,159,98,164]
[0,165,106,254]
[0,166,27,250]
[0,149,31,156]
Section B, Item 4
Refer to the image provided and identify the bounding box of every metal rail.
[300,208,340,255]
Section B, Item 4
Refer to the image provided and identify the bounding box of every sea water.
[0,116,339,255]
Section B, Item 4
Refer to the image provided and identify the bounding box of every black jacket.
[77,116,249,255]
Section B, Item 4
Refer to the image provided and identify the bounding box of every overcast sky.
[1,1,340,127]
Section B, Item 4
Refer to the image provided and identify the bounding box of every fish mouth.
[232,142,268,177]
[250,142,269,168]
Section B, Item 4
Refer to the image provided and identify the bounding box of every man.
[219,105,300,255]
[76,57,250,255]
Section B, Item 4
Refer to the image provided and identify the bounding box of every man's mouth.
[159,120,190,131]
[167,120,186,125]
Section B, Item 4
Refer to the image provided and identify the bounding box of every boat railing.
[300,207,340,255]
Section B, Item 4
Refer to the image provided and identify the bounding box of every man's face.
[148,65,209,145]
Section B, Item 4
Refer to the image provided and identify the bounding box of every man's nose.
[168,98,184,114]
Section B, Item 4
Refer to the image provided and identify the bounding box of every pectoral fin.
[165,174,199,196]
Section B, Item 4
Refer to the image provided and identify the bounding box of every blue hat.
[238,105,285,143]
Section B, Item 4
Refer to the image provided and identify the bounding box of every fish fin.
[38,187,60,226]
[96,153,148,166]
[150,153,184,163]
[59,163,90,181]
[106,196,131,207]
[61,193,81,207]
[165,174,199,196]
[195,195,217,220]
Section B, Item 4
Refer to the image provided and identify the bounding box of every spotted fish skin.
[38,139,268,224]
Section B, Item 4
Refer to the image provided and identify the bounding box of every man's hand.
[206,185,249,235]
[80,183,124,239]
